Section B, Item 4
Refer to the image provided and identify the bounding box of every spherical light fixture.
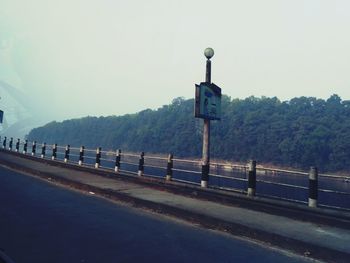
[204,47,214,59]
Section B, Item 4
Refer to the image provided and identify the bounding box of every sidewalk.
[0,150,349,263]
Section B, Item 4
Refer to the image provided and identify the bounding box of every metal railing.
[1,136,349,211]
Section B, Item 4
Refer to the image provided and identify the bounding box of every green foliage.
[27,94,350,172]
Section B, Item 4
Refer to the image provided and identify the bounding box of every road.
[0,166,311,263]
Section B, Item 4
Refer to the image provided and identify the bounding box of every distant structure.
[0,80,36,137]
[0,32,35,137]
[0,95,3,124]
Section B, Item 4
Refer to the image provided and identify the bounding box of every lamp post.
[201,48,214,188]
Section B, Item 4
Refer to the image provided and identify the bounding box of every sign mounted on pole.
[195,82,221,120]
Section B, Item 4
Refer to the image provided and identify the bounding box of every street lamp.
[195,48,221,188]
[201,48,214,187]
[204,48,214,59]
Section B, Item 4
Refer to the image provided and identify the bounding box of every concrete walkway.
[0,150,349,263]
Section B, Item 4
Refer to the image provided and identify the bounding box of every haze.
[1,0,350,124]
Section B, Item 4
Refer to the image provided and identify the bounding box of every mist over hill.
[27,94,350,172]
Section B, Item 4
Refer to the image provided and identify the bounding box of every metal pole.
[308,167,318,208]
[31,141,36,156]
[95,147,101,168]
[79,146,84,165]
[64,145,70,163]
[166,153,174,181]
[52,143,57,160]
[247,160,257,196]
[206,59,211,83]
[201,59,211,188]
[138,152,145,176]
[115,149,121,173]
[41,142,46,158]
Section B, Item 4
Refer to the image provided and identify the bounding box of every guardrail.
[1,136,349,211]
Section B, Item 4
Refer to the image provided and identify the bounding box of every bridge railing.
[1,136,349,211]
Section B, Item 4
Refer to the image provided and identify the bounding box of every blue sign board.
[195,82,221,120]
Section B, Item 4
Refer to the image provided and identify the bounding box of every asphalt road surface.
[0,166,311,263]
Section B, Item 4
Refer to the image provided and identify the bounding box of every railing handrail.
[1,137,349,211]
[6,139,350,178]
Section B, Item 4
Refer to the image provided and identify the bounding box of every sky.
[1,0,350,123]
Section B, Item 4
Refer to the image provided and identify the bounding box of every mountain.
[27,94,350,172]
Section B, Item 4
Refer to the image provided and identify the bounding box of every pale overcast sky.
[1,0,350,122]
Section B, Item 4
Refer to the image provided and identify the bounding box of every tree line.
[27,94,350,172]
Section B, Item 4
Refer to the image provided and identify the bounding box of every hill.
[27,94,350,172]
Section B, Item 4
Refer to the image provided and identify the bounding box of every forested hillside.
[27,94,350,172]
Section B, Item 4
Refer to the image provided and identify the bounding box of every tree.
[27,94,350,172]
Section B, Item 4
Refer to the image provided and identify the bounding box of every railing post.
[201,163,209,188]
[138,152,144,176]
[64,145,70,163]
[41,142,46,158]
[9,137,13,151]
[308,166,318,208]
[31,141,36,156]
[52,143,57,160]
[78,146,84,165]
[166,153,173,181]
[23,140,28,154]
[95,147,101,168]
[15,139,20,152]
[2,136,7,149]
[247,160,257,197]
[115,149,121,173]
